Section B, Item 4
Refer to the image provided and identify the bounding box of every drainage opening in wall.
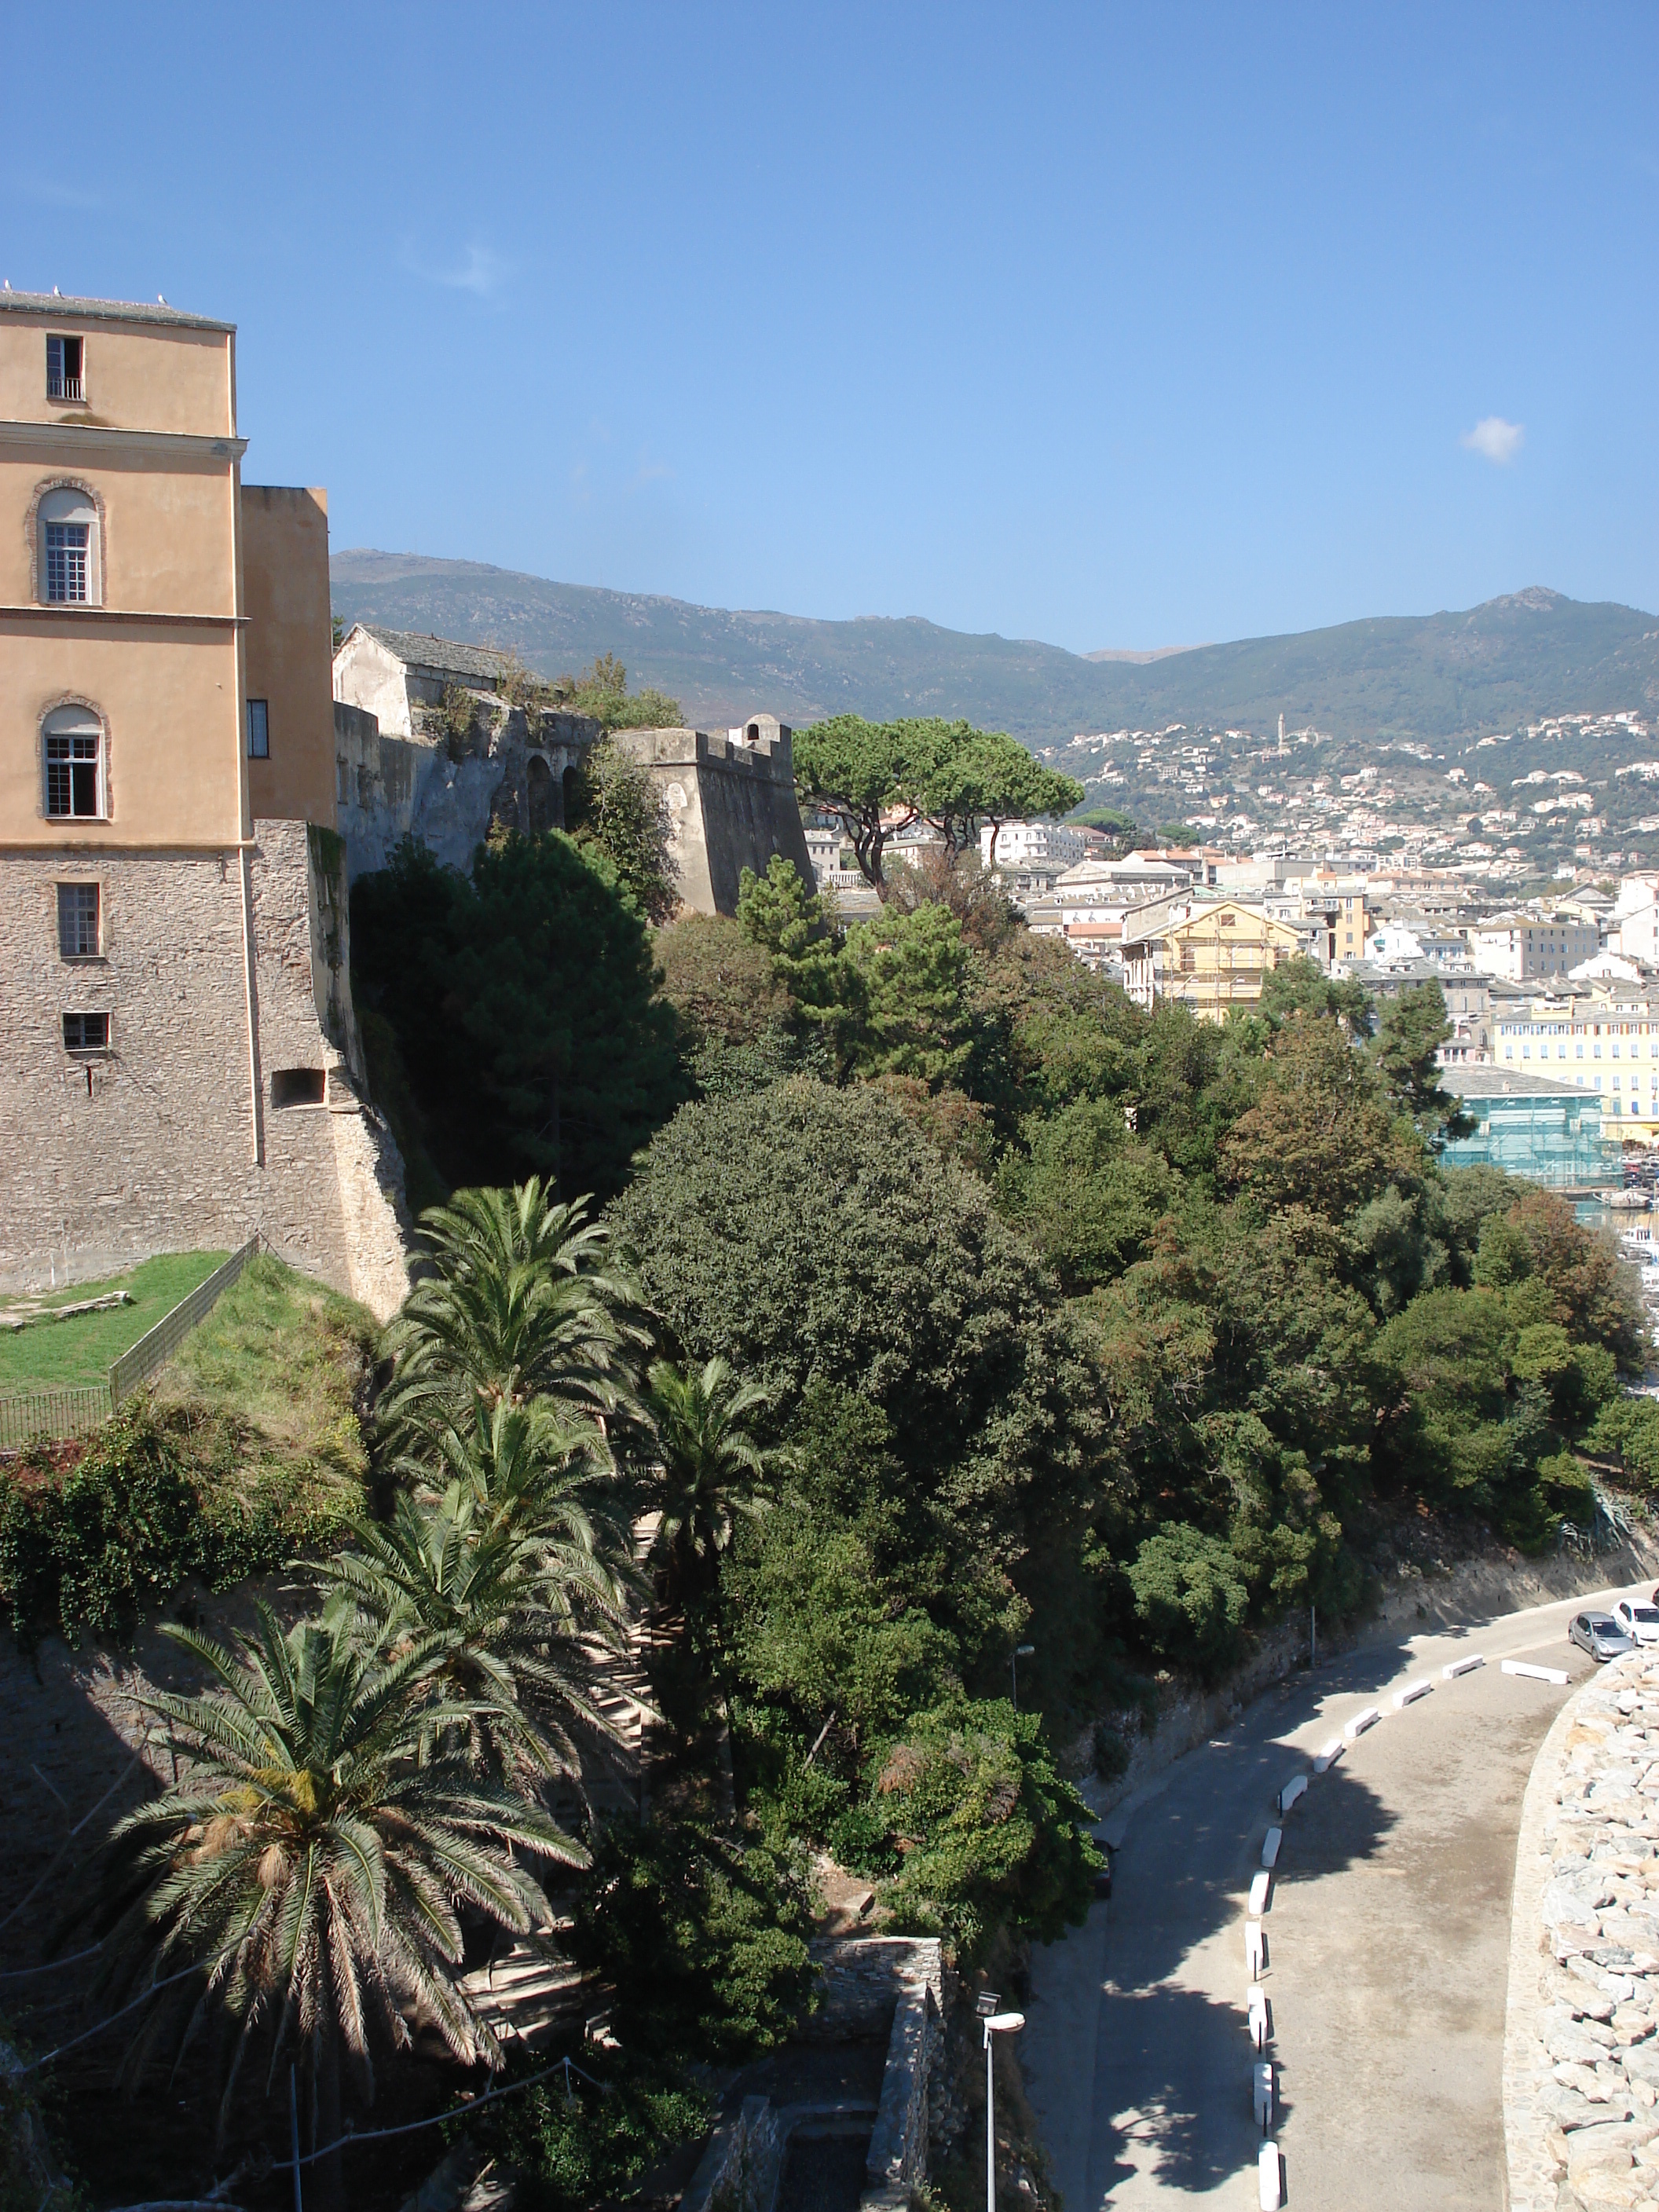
[271,1068,327,1108]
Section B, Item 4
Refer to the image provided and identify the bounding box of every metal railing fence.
[108,1238,258,1404]
[0,1386,114,1450]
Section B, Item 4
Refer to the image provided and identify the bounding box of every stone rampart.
[335,698,600,881]
[611,723,815,916]
[1503,1647,1659,2210]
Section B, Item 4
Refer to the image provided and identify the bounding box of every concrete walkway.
[1023,1580,1659,2210]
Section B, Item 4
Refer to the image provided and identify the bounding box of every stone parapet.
[1504,1648,1659,2210]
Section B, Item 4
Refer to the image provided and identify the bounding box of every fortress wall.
[0,828,411,1315]
[610,725,815,916]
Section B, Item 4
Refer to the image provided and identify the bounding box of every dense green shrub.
[465,2049,708,2212]
[1126,1526,1251,1679]
[569,1820,817,2064]
[837,1698,1099,1957]
[0,1399,358,1647]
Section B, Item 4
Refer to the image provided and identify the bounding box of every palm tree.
[83,1607,584,2207]
[641,1357,787,1606]
[382,1182,649,1438]
[317,1481,630,1788]
[394,1391,639,1595]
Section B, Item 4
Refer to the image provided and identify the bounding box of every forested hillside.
[331,550,1659,749]
[9,793,1658,2209]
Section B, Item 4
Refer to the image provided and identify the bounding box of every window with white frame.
[42,706,104,819]
[37,485,99,605]
[46,334,84,401]
[57,882,100,958]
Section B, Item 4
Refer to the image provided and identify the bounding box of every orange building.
[0,291,407,1311]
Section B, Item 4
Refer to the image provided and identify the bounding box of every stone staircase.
[461,1588,668,2051]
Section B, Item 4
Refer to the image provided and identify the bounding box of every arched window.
[42,705,105,820]
[38,485,100,605]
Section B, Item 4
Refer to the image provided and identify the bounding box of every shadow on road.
[1082,1753,1390,2199]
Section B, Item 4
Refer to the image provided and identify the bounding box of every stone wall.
[0,822,411,1317]
[611,723,815,916]
[1503,1647,1659,2210]
[335,697,601,882]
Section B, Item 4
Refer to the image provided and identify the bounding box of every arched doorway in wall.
[527,754,554,834]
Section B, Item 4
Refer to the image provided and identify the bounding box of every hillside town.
[807,813,1659,1160]
[1035,709,1659,880]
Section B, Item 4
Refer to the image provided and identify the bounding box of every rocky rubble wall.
[1505,1647,1659,2210]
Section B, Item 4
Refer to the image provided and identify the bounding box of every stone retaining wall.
[1504,1648,1659,2210]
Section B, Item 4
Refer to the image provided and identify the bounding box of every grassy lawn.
[0,1251,228,1395]
[155,1252,378,1479]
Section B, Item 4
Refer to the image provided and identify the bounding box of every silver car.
[1570,1612,1635,1662]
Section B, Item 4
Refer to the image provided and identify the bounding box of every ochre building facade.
[0,291,409,1313]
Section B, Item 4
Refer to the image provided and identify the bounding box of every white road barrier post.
[1262,1827,1282,1870]
[1258,2141,1283,2211]
[1391,1679,1433,1709]
[1278,1774,1308,1815]
[1253,2060,1274,2132]
[1247,1919,1266,1979]
[1443,1654,1484,1679]
[1248,1870,1271,1917]
[1501,1660,1569,1686]
[1313,1736,1343,1773]
[1248,1985,1268,2051]
[1344,1706,1382,1741]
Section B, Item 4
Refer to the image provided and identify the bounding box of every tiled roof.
[352,626,518,684]
[0,289,233,334]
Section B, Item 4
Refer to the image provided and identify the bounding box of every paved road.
[1022,1579,1654,2210]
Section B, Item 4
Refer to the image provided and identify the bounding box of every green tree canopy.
[610,1079,1101,1659]
[351,835,684,1202]
[794,716,1082,890]
[550,652,683,731]
[565,735,679,922]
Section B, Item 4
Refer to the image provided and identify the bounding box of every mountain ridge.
[329,551,1659,750]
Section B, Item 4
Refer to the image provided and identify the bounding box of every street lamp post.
[1011,1643,1035,1712]
[976,1994,1025,2212]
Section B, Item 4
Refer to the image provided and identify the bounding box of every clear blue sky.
[10,2,1657,652]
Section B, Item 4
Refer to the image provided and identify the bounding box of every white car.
[1614,1599,1659,1646]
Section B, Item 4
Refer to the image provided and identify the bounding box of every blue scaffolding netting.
[1441,1088,1621,1190]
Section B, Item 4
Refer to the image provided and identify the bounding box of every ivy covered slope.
[0,1252,376,1645]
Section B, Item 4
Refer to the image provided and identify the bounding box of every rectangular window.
[45,729,101,818]
[57,882,99,958]
[44,522,90,602]
[247,699,269,759]
[46,334,84,401]
[62,1011,108,1052]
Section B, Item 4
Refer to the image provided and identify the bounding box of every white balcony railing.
[47,375,86,401]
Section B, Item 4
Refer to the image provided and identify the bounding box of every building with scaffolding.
[1440,1066,1619,1192]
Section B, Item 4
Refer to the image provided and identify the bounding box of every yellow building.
[0,291,407,1310]
[1122,898,1306,1018]
[1494,986,1659,1144]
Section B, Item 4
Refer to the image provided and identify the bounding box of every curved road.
[1021,1578,1653,2210]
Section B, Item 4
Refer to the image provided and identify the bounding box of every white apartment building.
[980,819,1091,871]
[1613,877,1659,966]
[1364,917,1471,967]
[1467,914,1601,981]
